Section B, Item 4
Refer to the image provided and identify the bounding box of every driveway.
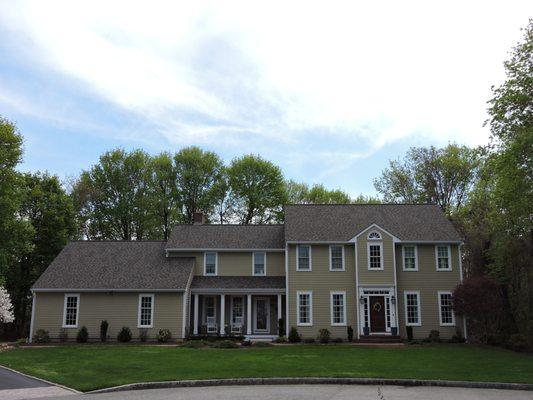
[0,366,75,400]
[50,384,533,400]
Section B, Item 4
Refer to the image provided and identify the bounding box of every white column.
[220,294,225,335]
[247,294,252,335]
[193,294,199,335]
[277,294,282,325]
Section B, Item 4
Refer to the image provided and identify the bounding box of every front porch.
[189,291,285,339]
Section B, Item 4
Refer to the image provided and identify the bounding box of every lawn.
[0,344,532,392]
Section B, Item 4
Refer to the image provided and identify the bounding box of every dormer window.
[368,231,381,240]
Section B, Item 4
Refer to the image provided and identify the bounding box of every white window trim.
[367,242,384,270]
[404,291,421,326]
[296,290,313,326]
[367,231,382,240]
[137,293,154,328]
[402,245,419,271]
[438,291,456,326]
[204,252,218,276]
[296,245,312,271]
[329,245,345,271]
[202,295,217,323]
[435,245,452,271]
[252,252,267,276]
[330,291,347,326]
[62,293,80,328]
[230,296,244,324]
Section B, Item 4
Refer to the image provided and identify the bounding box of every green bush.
[303,338,316,343]
[273,336,287,343]
[252,341,273,347]
[318,328,330,344]
[157,329,172,343]
[182,340,208,348]
[34,329,50,343]
[59,328,68,343]
[331,337,343,343]
[76,326,89,343]
[406,326,413,342]
[100,320,109,342]
[13,338,27,347]
[278,318,285,337]
[139,329,148,342]
[241,340,252,347]
[428,330,440,342]
[450,330,466,343]
[210,340,239,349]
[288,327,301,343]
[347,326,354,342]
[507,334,529,352]
[117,326,132,342]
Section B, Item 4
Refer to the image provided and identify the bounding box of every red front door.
[370,296,386,332]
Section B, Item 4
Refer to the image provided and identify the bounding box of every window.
[297,291,312,325]
[204,252,217,275]
[439,292,455,326]
[329,245,345,271]
[296,245,311,271]
[138,294,154,328]
[404,291,421,326]
[402,245,418,271]
[367,243,383,270]
[435,245,451,270]
[204,296,216,320]
[231,296,244,324]
[368,231,381,240]
[63,294,79,328]
[253,252,266,276]
[330,291,346,325]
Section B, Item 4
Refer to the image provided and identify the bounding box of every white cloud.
[0,0,531,168]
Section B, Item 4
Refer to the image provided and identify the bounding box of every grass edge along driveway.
[0,344,531,392]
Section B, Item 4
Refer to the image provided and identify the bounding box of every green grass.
[0,344,531,391]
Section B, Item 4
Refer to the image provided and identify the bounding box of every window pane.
[332,293,345,324]
[205,252,216,274]
[298,293,310,324]
[406,293,419,324]
[254,252,265,275]
[140,296,152,326]
[437,246,450,269]
[404,246,416,269]
[298,246,310,270]
[440,293,454,324]
[369,245,381,269]
[330,246,343,270]
[65,296,78,326]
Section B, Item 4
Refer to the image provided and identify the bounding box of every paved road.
[0,366,74,400]
[51,384,533,400]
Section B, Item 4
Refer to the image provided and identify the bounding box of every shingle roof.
[166,224,285,250]
[191,276,286,290]
[32,241,194,290]
[284,204,461,242]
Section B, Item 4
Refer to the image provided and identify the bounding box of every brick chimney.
[193,212,205,225]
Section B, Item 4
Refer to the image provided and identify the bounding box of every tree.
[285,180,352,204]
[148,152,181,240]
[0,286,14,324]
[374,144,480,214]
[174,147,224,224]
[211,168,236,224]
[73,149,153,240]
[228,155,286,224]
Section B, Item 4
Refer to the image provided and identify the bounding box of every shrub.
[76,326,89,343]
[182,340,208,348]
[331,337,343,343]
[318,328,330,344]
[100,320,109,342]
[34,329,50,343]
[273,336,287,343]
[303,338,316,343]
[157,329,172,343]
[210,340,239,349]
[139,329,148,342]
[252,341,273,347]
[450,330,465,343]
[406,326,413,342]
[16,338,27,346]
[428,330,440,342]
[59,328,68,343]
[278,318,285,337]
[117,326,132,342]
[507,334,529,352]
[241,340,252,347]
[347,326,354,342]
[288,327,301,343]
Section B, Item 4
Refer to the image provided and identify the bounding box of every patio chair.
[206,316,218,334]
[231,316,243,334]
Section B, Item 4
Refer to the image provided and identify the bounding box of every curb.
[0,365,81,394]
[87,377,533,394]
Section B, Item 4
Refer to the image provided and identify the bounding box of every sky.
[0,1,531,197]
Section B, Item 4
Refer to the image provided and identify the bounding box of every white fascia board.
[32,288,185,293]
[349,223,401,242]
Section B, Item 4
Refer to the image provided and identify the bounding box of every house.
[29,204,466,342]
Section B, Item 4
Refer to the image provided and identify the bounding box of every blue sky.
[0,1,531,197]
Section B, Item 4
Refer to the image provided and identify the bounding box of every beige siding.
[33,292,184,341]
[170,251,284,276]
[288,244,356,339]
[357,226,395,285]
[396,244,464,339]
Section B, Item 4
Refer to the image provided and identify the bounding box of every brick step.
[357,335,402,343]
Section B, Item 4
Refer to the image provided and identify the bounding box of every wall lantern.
[391,296,396,305]
[359,296,365,305]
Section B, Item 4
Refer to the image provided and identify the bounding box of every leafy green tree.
[285,180,352,204]
[174,147,224,224]
[374,144,480,214]
[228,155,286,223]
[211,167,236,224]
[73,149,153,240]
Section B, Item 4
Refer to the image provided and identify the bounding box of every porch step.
[357,335,402,343]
